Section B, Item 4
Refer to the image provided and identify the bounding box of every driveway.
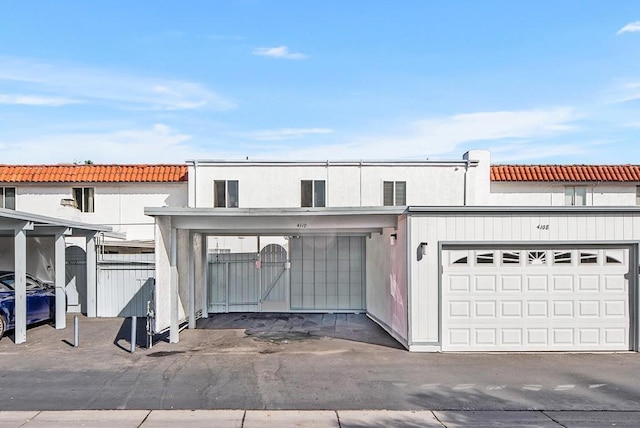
[0,314,638,412]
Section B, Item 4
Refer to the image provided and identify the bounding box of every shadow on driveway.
[197,312,405,349]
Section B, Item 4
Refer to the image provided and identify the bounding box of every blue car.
[0,271,55,339]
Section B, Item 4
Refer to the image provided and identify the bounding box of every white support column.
[54,229,70,329]
[170,226,179,343]
[86,233,97,318]
[188,231,196,329]
[13,226,28,344]
[201,234,208,318]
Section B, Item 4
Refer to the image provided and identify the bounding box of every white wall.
[0,236,55,282]
[408,211,640,351]
[14,182,187,241]
[365,219,408,346]
[189,161,477,208]
[490,182,638,206]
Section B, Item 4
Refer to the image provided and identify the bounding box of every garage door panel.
[442,247,631,352]
[475,301,496,318]
[501,301,523,318]
[553,275,573,291]
[475,276,496,292]
[578,275,599,291]
[527,276,548,291]
[500,275,522,291]
[448,276,470,292]
[527,301,548,317]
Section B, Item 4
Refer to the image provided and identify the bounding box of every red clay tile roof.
[491,165,640,182]
[0,164,188,183]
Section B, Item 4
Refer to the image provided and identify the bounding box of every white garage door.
[442,248,631,352]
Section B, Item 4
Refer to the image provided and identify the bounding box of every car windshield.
[0,281,13,292]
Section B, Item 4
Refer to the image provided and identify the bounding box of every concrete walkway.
[2,410,639,427]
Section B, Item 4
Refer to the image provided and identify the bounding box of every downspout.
[193,160,198,208]
[359,161,363,207]
[326,160,330,206]
[463,159,470,206]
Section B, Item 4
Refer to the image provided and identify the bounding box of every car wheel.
[0,315,5,341]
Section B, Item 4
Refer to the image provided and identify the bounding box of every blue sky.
[1,1,640,164]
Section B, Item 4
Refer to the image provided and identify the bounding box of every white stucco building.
[147,150,640,353]
[0,164,188,251]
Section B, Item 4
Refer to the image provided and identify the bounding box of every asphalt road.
[0,314,639,412]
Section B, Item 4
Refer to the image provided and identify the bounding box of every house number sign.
[536,224,550,230]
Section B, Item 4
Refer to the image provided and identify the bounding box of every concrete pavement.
[2,410,640,427]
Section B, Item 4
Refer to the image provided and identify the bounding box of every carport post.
[13,224,30,344]
[188,231,196,329]
[85,233,98,318]
[201,235,208,319]
[169,226,179,343]
[54,229,70,329]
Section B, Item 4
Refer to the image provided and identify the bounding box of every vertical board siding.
[207,253,259,312]
[290,236,365,311]
[96,253,155,317]
[410,211,640,347]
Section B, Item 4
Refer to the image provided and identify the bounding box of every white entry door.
[442,247,631,352]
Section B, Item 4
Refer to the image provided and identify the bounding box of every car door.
[26,277,49,324]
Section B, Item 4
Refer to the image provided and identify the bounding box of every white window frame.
[72,187,94,213]
[214,180,239,208]
[301,180,326,207]
[0,186,16,210]
[383,181,406,206]
[564,186,587,206]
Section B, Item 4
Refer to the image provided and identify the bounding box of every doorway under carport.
[207,235,366,314]
[145,207,409,349]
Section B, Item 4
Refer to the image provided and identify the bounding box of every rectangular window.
[383,181,406,206]
[564,186,587,206]
[636,186,640,205]
[72,187,94,212]
[301,180,326,207]
[214,180,239,208]
[0,187,16,210]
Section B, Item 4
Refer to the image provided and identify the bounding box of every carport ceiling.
[144,207,405,235]
[0,207,112,236]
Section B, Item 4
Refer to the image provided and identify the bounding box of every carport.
[145,207,408,346]
[0,208,111,344]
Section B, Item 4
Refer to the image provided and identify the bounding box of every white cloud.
[0,94,81,106]
[608,81,640,103]
[0,124,201,163]
[252,46,308,59]
[241,127,332,141]
[617,21,640,35]
[265,107,579,160]
[0,56,235,111]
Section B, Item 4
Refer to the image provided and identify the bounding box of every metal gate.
[208,252,260,313]
[96,254,155,317]
[260,244,288,304]
[65,245,86,313]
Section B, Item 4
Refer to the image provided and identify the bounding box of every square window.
[301,180,326,207]
[214,180,239,208]
[383,181,406,206]
[0,187,16,210]
[72,187,94,212]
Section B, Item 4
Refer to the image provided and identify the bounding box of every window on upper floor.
[383,181,406,206]
[214,180,239,208]
[564,186,587,206]
[72,187,94,213]
[636,186,640,205]
[0,187,16,210]
[301,180,326,207]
